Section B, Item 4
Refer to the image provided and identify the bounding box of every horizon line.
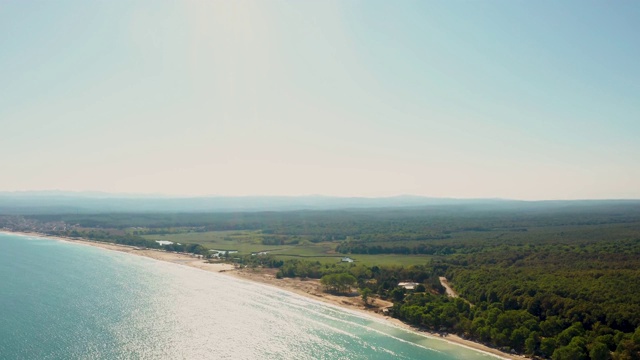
[1,190,640,202]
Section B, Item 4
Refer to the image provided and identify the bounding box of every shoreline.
[1,230,522,360]
[0,230,236,273]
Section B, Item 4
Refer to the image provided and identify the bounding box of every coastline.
[0,230,236,273]
[1,230,522,360]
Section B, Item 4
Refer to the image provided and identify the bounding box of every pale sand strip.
[2,230,522,360]
[1,230,235,272]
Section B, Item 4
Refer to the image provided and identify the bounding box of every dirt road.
[439,276,459,298]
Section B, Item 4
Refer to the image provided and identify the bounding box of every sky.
[1,1,639,200]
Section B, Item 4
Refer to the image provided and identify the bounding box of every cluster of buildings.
[0,216,70,234]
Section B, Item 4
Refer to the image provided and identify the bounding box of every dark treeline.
[54,229,211,256]
[239,255,445,298]
[28,204,640,245]
[65,229,163,249]
[336,221,640,256]
[17,204,638,254]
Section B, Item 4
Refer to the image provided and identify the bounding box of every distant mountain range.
[0,191,638,214]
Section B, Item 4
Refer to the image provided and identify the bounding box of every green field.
[142,231,433,266]
[142,230,276,253]
[270,252,431,266]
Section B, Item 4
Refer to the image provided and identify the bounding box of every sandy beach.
[2,230,522,360]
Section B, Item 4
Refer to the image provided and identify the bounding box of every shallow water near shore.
[0,233,499,359]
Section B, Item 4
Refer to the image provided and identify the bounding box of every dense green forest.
[2,203,640,359]
[239,242,640,359]
[396,236,640,359]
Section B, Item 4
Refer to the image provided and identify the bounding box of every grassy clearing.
[143,231,433,266]
[270,253,432,267]
[142,230,260,242]
[142,230,273,253]
[347,254,432,266]
[269,242,335,256]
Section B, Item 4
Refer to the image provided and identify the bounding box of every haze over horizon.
[2,190,640,204]
[2,1,639,200]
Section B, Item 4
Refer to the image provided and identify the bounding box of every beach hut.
[398,281,419,290]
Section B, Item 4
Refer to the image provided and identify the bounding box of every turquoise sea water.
[0,233,499,359]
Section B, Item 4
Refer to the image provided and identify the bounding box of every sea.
[0,232,499,359]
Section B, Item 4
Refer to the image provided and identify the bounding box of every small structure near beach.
[209,250,238,259]
[398,281,419,290]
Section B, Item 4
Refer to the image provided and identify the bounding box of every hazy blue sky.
[1,1,638,199]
